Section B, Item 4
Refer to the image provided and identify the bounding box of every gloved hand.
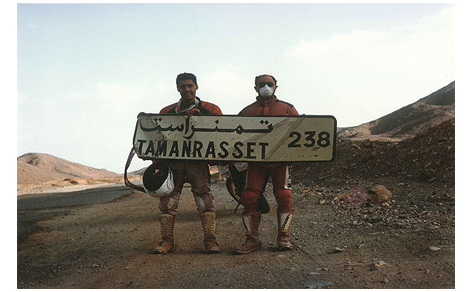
[186,108,201,116]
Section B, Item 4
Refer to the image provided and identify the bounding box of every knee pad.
[274,190,293,213]
[241,188,260,204]
[194,193,215,213]
[159,196,179,215]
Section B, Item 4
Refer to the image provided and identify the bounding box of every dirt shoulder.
[17,176,130,196]
[17,175,454,289]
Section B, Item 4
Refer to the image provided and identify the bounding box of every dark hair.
[176,72,197,86]
[255,74,277,86]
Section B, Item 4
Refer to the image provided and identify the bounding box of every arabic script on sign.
[140,116,274,139]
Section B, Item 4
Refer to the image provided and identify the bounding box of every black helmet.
[143,161,174,198]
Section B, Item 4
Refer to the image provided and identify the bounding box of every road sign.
[133,113,336,162]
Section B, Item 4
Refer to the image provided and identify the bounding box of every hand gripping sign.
[132,113,336,163]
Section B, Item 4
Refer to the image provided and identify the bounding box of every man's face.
[177,79,198,104]
[254,75,277,96]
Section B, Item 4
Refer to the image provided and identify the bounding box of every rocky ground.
[16,118,455,289]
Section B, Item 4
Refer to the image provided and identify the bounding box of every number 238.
[288,131,331,148]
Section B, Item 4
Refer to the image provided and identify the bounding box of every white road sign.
[133,113,336,162]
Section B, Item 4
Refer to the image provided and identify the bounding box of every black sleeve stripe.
[276,99,294,108]
[239,102,257,114]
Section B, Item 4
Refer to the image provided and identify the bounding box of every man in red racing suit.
[234,74,299,254]
[154,73,223,255]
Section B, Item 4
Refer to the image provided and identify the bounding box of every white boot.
[277,212,293,251]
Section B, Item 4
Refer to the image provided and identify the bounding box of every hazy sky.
[16,3,455,173]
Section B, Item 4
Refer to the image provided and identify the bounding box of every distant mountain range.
[17,153,119,186]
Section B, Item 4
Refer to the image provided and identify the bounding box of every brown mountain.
[293,81,455,186]
[337,81,455,141]
[17,153,119,186]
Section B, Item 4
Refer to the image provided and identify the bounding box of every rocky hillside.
[293,117,455,186]
[17,153,119,185]
[294,81,455,187]
[337,81,455,141]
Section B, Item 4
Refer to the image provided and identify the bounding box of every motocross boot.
[233,212,262,254]
[153,214,175,254]
[277,212,293,251]
[200,211,220,254]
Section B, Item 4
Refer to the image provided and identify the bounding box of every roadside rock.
[369,185,392,203]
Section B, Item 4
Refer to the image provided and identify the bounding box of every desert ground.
[17,119,455,289]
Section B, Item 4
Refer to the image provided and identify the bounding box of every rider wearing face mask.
[235,74,299,254]
[239,74,299,116]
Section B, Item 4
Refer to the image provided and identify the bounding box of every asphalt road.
[17,184,135,242]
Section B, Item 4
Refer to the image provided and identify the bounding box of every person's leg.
[234,163,267,254]
[153,162,186,254]
[186,162,220,253]
[271,164,294,251]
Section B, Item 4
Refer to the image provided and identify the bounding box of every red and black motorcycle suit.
[157,97,223,216]
[238,95,299,215]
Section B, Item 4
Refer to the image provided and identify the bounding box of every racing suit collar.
[176,96,200,114]
[256,95,277,107]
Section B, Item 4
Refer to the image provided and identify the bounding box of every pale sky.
[15,2,455,174]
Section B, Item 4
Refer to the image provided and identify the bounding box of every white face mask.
[259,85,274,97]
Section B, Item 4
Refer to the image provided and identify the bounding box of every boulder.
[368,185,392,203]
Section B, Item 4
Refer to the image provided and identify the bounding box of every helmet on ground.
[143,161,174,198]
